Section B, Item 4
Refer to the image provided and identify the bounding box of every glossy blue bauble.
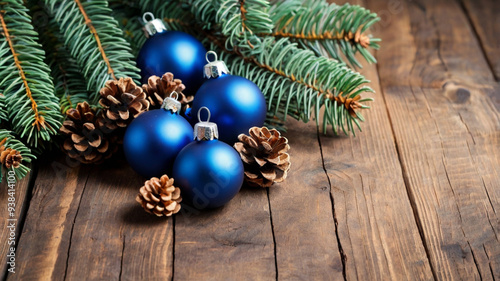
[136,31,207,96]
[123,109,193,178]
[191,74,267,144]
[172,140,244,209]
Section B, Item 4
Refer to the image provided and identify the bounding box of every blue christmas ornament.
[124,92,193,178]
[191,51,267,144]
[136,13,207,96]
[173,107,244,209]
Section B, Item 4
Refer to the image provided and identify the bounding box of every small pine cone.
[136,175,182,217]
[142,72,191,112]
[60,102,115,164]
[234,127,291,188]
[99,77,149,130]
[0,142,22,169]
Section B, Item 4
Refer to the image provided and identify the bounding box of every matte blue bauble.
[172,140,244,209]
[191,74,267,144]
[136,31,207,95]
[123,109,193,178]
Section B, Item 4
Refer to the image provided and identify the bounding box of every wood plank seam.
[373,61,439,281]
[266,188,279,281]
[459,0,499,81]
[316,130,348,281]
[62,169,91,281]
[118,234,125,281]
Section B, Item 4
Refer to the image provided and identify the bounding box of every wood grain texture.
[7,0,500,280]
[367,0,500,280]
[9,160,90,280]
[268,119,344,280]
[0,167,33,280]
[62,161,174,281]
[462,0,500,80]
[319,62,434,280]
[10,157,175,281]
[174,187,276,280]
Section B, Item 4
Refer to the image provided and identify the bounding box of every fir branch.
[111,0,196,56]
[187,0,218,30]
[138,0,193,30]
[188,0,274,42]
[0,129,35,182]
[74,0,116,80]
[0,95,8,125]
[218,0,274,39]
[113,0,375,134]
[44,0,140,104]
[205,33,373,135]
[0,0,63,148]
[28,3,90,114]
[267,0,381,68]
[109,2,147,57]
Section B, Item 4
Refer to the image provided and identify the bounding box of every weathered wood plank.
[11,156,175,280]
[0,167,33,279]
[462,0,500,80]
[288,0,435,280]
[268,119,344,280]
[9,159,90,280]
[173,186,276,280]
[62,159,175,281]
[318,61,434,280]
[368,0,500,280]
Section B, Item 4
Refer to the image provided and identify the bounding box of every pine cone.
[98,77,149,131]
[60,102,116,164]
[0,139,22,169]
[234,127,291,188]
[136,175,182,217]
[142,72,192,113]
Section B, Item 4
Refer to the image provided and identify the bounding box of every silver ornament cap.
[194,107,219,141]
[143,12,167,38]
[161,92,182,114]
[204,51,229,79]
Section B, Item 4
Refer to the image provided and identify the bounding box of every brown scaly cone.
[234,127,291,188]
[98,77,149,132]
[136,175,182,217]
[142,72,192,113]
[0,138,22,169]
[60,102,116,164]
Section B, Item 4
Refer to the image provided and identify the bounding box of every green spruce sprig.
[110,4,147,58]
[0,94,8,124]
[138,0,193,30]
[207,36,373,135]
[0,0,63,148]
[29,3,91,114]
[0,95,34,181]
[44,0,141,104]
[113,0,377,135]
[268,0,381,67]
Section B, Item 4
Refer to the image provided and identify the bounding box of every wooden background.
[1,0,499,280]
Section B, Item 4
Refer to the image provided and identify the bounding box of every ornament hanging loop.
[142,12,155,23]
[206,51,218,63]
[194,107,218,141]
[142,12,167,38]
[161,91,182,113]
[169,91,179,100]
[203,51,229,79]
[198,106,211,123]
